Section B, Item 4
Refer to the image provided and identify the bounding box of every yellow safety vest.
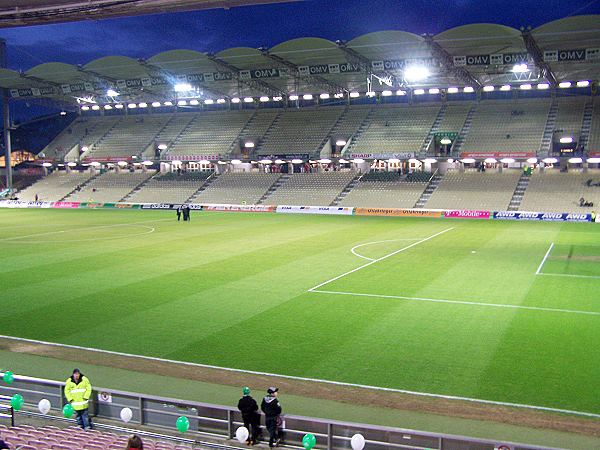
[64,376,92,411]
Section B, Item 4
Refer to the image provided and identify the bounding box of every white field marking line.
[308,227,454,292]
[535,242,554,275]
[310,289,600,317]
[350,238,425,261]
[1,334,598,419]
[537,272,600,280]
[0,218,171,242]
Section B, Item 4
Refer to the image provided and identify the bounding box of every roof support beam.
[260,49,347,94]
[423,36,481,88]
[335,41,396,87]
[206,54,285,97]
[521,30,557,87]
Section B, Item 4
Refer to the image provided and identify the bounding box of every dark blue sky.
[1,0,599,71]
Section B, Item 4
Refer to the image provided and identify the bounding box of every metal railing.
[0,373,562,450]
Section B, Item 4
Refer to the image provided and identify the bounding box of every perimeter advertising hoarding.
[460,152,535,159]
[203,204,275,213]
[354,208,443,218]
[52,202,80,208]
[140,203,203,210]
[0,200,52,208]
[445,210,491,219]
[276,205,354,215]
[493,211,593,222]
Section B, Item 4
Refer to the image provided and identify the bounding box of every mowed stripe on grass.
[1,209,599,415]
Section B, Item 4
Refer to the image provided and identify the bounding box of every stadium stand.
[338,172,429,208]
[460,99,551,154]
[16,171,94,202]
[193,172,280,204]
[45,117,120,161]
[0,424,193,450]
[425,170,522,210]
[519,169,600,213]
[65,170,156,203]
[588,97,600,153]
[166,110,253,157]
[153,113,197,156]
[125,171,212,203]
[349,104,440,155]
[238,110,280,150]
[85,115,171,159]
[257,108,342,157]
[437,102,472,136]
[554,97,586,137]
[265,172,356,206]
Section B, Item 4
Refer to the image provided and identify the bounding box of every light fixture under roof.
[576,80,590,87]
[291,159,303,164]
[559,137,574,144]
[289,95,299,101]
[303,94,314,100]
[259,159,273,164]
[142,160,154,166]
[151,101,161,107]
[163,101,173,106]
[463,86,474,93]
[537,83,550,90]
[428,88,440,94]
[461,158,476,163]
[260,96,270,102]
[157,144,168,150]
[203,99,213,105]
[231,97,241,103]
[138,102,148,108]
[189,99,199,105]
[558,81,572,88]
[318,158,332,164]
[568,157,583,164]
[543,157,558,164]
[381,90,392,96]
[423,158,437,164]
[526,157,538,164]
[447,87,459,94]
[334,93,344,98]
[500,158,515,164]
[413,89,425,95]
[440,138,452,145]
[319,93,330,99]
[396,89,406,95]
[127,103,137,109]
[335,139,347,146]
[217,98,226,104]
[272,96,283,101]
[349,92,360,98]
[106,89,119,97]
[104,105,112,110]
[91,105,100,110]
[483,85,494,92]
[351,158,365,163]
[244,142,255,148]
[231,159,242,164]
[177,100,187,106]
[366,91,376,97]
[244,97,254,103]
[520,84,532,90]
[500,85,511,91]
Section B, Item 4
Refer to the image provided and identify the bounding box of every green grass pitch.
[1,209,599,415]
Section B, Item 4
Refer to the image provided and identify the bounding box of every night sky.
[1,0,599,71]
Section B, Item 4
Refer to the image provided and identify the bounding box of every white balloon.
[38,399,51,415]
[120,407,133,423]
[351,434,365,450]
[236,426,249,443]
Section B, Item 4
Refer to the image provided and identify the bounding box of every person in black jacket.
[237,387,261,445]
[260,387,282,448]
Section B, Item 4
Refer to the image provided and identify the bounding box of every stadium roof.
[0,15,598,106]
[0,0,298,28]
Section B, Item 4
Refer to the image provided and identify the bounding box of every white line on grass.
[1,334,598,419]
[308,227,454,291]
[310,289,600,316]
[350,238,425,261]
[535,242,554,275]
[537,272,600,280]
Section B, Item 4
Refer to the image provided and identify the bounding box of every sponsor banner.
[354,207,443,218]
[240,68,287,80]
[276,205,354,215]
[543,48,594,62]
[372,58,437,71]
[460,152,535,159]
[588,152,600,157]
[203,204,275,213]
[52,201,80,209]
[298,62,361,76]
[453,52,531,67]
[0,200,52,208]
[139,203,203,210]
[82,156,132,163]
[163,154,220,161]
[445,210,490,219]
[493,211,593,222]
[114,203,140,209]
[348,152,414,159]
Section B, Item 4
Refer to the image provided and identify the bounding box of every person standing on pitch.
[176,205,182,221]
[64,368,93,429]
[261,387,282,448]
[237,387,261,445]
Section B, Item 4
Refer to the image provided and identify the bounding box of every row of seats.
[339,176,427,208]
[127,172,212,204]
[266,172,356,206]
[16,171,93,202]
[66,171,155,203]
[0,424,192,450]
[195,173,281,204]
[588,97,600,152]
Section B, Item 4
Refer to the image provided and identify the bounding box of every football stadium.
[0,1,599,449]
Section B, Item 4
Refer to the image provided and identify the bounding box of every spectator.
[238,387,261,445]
[261,387,282,448]
[125,434,144,449]
[64,368,93,429]
[0,434,9,449]
[176,205,182,221]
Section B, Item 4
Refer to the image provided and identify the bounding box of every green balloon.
[63,403,75,418]
[176,416,190,433]
[10,393,24,411]
[302,433,316,450]
[3,371,14,384]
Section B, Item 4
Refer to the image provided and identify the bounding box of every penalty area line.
[535,242,554,275]
[309,290,600,316]
[0,334,598,419]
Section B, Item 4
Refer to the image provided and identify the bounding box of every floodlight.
[500,85,511,91]
[260,96,270,102]
[151,101,161,107]
[463,86,474,93]
[526,157,538,164]
[203,99,213,105]
[91,105,100,110]
[440,138,452,145]
[559,81,572,88]
[403,65,429,82]
[500,158,515,164]
[461,158,476,163]
[189,99,199,105]
[318,159,332,164]
[106,89,119,97]
[428,88,440,94]
[413,89,425,95]
[231,159,242,164]
[576,80,590,87]
[174,83,192,92]
[381,90,393,96]
[542,157,558,164]
[559,137,573,144]
[163,101,173,106]
[217,98,226,104]
[483,85,494,92]
[244,97,254,103]
[319,93,330,99]
[138,102,148,108]
[104,105,112,110]
[447,87,459,94]
[511,63,529,73]
[568,157,583,164]
[303,94,314,100]
[335,140,347,146]
[157,144,168,150]
[520,84,532,90]
[231,97,241,103]
[127,103,137,108]
[289,95,299,101]
[244,142,255,148]
[177,100,187,106]
[349,92,360,98]
[537,83,550,90]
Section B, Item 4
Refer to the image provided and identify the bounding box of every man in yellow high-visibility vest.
[64,368,93,429]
